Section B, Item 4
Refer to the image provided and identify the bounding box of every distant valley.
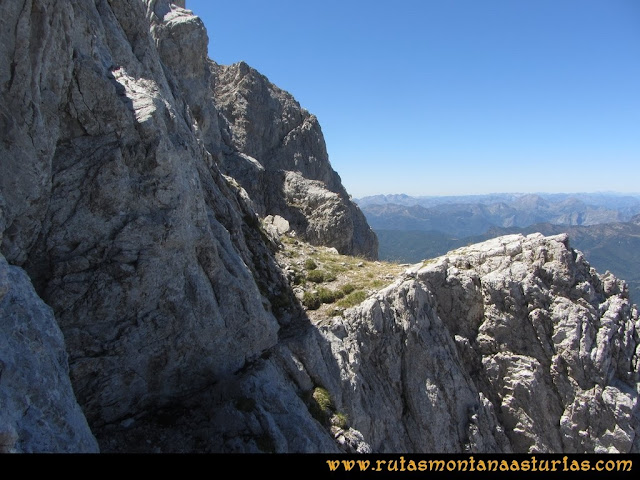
[358,193,640,303]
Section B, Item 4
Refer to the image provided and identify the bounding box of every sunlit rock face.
[411,233,639,452]
[212,61,378,259]
[0,0,280,433]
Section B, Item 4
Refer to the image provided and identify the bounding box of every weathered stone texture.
[1,0,280,431]
[0,254,98,452]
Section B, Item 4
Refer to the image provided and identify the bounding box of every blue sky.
[188,0,640,197]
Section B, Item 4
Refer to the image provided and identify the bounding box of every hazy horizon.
[356,190,640,199]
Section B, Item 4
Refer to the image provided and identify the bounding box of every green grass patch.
[303,291,321,310]
[308,386,334,425]
[313,387,333,412]
[307,270,326,283]
[331,412,349,429]
[339,283,356,295]
[317,287,337,304]
[336,290,367,308]
[324,271,337,282]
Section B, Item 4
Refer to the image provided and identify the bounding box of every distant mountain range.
[358,193,640,237]
[357,194,640,304]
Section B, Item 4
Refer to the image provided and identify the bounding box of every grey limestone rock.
[271,233,637,453]
[97,232,639,453]
[145,0,377,259]
[213,61,378,259]
[414,233,640,452]
[1,0,280,433]
[0,254,98,453]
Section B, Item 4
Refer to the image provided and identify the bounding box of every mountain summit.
[0,1,638,453]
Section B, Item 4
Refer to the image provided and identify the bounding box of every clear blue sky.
[188,0,640,197]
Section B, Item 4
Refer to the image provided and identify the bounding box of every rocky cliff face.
[213,62,377,259]
[411,233,639,452]
[0,253,98,452]
[0,0,638,453]
[146,3,377,258]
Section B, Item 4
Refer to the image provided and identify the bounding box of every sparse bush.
[307,387,348,429]
[324,271,337,282]
[339,283,356,295]
[302,291,321,310]
[307,270,325,283]
[308,386,333,424]
[313,387,333,412]
[332,289,346,301]
[291,269,305,286]
[304,259,318,270]
[317,287,337,304]
[332,412,349,429]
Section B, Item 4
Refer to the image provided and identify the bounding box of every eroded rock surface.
[213,62,378,259]
[95,234,640,454]
[0,254,98,452]
[1,0,281,430]
[254,233,638,453]
[412,233,640,452]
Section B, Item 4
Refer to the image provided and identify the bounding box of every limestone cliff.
[212,62,378,259]
[145,3,377,258]
[0,0,638,454]
[1,0,283,442]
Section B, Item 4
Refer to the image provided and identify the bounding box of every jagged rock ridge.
[0,0,638,453]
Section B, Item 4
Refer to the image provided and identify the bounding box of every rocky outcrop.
[143,2,377,259]
[249,233,638,453]
[213,62,378,259]
[92,234,640,454]
[410,233,639,452]
[0,254,98,452]
[1,0,282,433]
[0,0,370,450]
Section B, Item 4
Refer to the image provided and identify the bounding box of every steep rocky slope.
[147,2,377,258]
[0,1,638,453]
[413,233,639,452]
[99,233,640,453]
[213,61,377,259]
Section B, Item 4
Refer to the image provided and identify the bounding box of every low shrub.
[324,271,337,282]
[302,291,321,310]
[317,287,337,304]
[332,412,349,429]
[340,283,356,295]
[307,270,325,283]
[313,387,333,412]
